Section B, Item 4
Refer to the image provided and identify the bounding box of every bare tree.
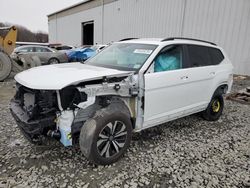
[0,22,48,43]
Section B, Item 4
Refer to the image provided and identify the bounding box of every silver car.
[11,45,68,68]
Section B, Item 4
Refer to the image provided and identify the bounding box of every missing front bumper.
[10,99,56,143]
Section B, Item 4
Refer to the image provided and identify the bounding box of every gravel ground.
[0,77,249,188]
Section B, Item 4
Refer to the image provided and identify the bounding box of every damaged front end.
[10,74,138,145]
[10,83,58,143]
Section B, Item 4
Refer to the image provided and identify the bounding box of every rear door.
[34,47,51,63]
[185,45,218,102]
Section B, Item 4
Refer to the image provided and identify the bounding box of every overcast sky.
[1,0,83,33]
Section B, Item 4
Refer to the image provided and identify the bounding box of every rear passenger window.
[35,47,51,52]
[187,45,212,67]
[209,48,224,65]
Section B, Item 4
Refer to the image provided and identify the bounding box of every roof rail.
[119,38,139,42]
[161,37,216,46]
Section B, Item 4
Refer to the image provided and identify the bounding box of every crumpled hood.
[15,63,131,90]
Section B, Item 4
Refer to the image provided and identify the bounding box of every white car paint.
[135,38,233,130]
[14,38,233,131]
[142,61,233,129]
[15,63,131,90]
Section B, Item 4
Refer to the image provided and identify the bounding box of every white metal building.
[48,0,250,75]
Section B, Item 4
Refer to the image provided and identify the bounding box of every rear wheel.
[80,106,132,165]
[0,52,12,81]
[202,95,224,121]
[48,58,59,64]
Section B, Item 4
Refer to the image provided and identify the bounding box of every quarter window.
[209,48,224,65]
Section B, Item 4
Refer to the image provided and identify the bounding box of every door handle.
[181,76,189,80]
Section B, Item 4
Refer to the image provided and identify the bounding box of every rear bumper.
[10,99,56,143]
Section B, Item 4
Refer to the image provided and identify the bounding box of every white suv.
[10,38,233,165]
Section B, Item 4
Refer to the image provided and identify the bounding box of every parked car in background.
[15,42,49,48]
[12,45,56,54]
[11,45,68,68]
[66,44,107,62]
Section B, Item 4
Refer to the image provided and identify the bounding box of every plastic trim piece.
[161,37,216,46]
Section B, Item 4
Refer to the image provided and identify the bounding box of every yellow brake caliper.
[212,100,220,113]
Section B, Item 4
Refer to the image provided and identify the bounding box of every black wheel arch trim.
[213,84,228,97]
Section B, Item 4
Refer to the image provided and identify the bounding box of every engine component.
[57,110,74,146]
[47,130,61,140]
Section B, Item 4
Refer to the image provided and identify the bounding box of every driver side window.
[152,45,183,73]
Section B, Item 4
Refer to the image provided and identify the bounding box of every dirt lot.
[0,77,249,188]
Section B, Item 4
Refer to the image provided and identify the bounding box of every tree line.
[0,22,48,43]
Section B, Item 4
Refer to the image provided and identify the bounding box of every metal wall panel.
[182,0,250,75]
[48,0,250,75]
[49,5,103,46]
[102,0,184,42]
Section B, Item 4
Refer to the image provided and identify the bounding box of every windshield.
[85,43,157,71]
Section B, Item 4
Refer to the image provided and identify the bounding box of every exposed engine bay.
[10,74,139,145]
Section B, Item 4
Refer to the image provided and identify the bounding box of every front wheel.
[202,95,224,121]
[79,107,132,165]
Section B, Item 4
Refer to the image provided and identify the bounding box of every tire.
[202,94,224,121]
[48,58,59,64]
[0,52,12,81]
[79,105,132,165]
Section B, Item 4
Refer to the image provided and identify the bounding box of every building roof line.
[47,0,92,17]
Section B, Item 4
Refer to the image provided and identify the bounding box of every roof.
[119,38,217,47]
[47,0,91,17]
[15,45,52,49]
[119,38,163,45]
